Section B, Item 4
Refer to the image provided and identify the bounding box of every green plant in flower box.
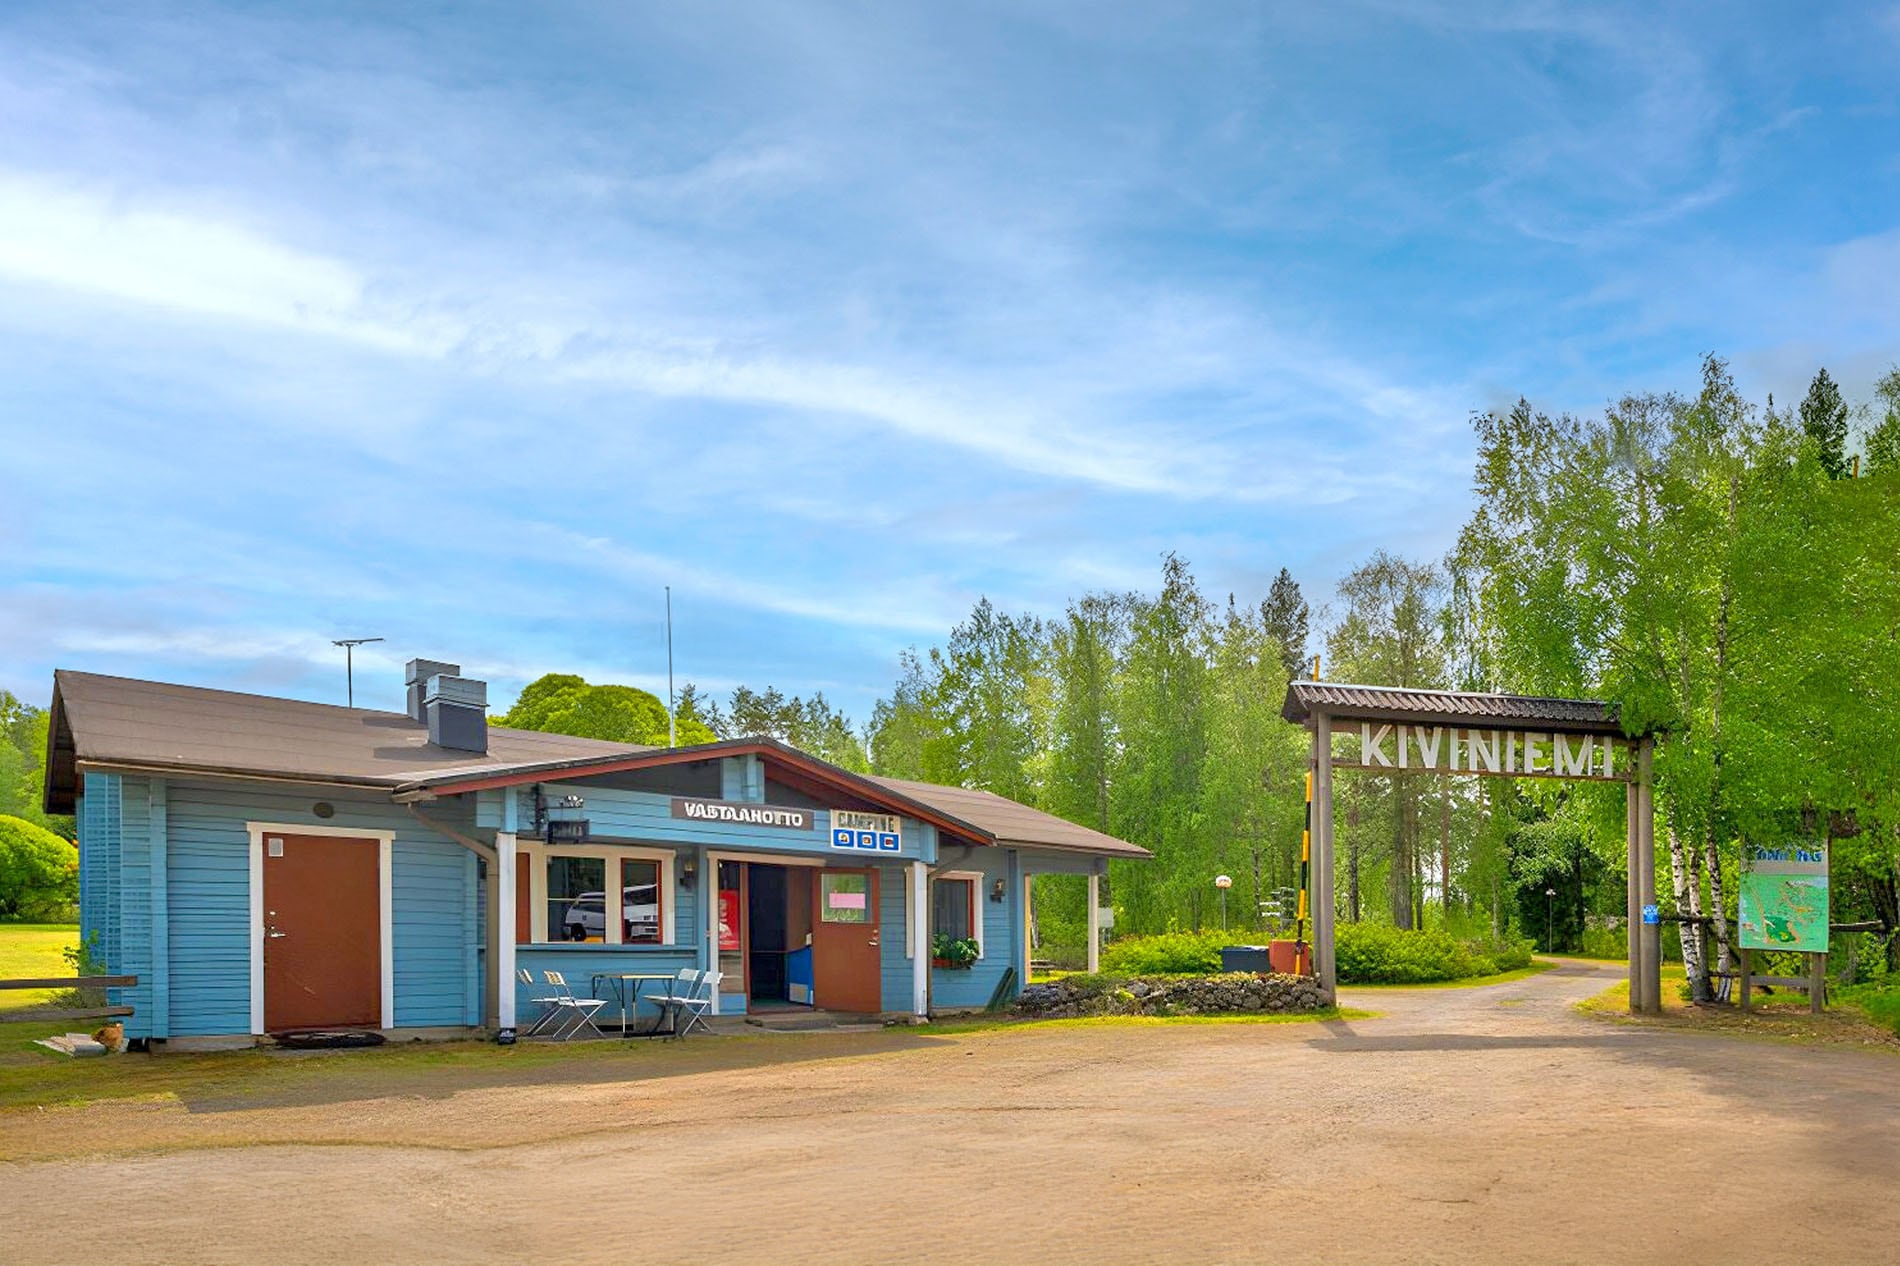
[932,932,979,968]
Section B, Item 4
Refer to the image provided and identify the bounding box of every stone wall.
[1015,972,1332,1019]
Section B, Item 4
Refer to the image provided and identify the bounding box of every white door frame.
[248,823,395,1034]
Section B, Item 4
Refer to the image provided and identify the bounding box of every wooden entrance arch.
[1282,682,1662,1015]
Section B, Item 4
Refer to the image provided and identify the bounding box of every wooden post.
[1808,951,1826,1015]
[1625,763,1640,1014]
[1739,947,1752,1012]
[1312,710,1337,996]
[1636,739,1661,1015]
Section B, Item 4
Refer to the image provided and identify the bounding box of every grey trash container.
[1220,945,1272,973]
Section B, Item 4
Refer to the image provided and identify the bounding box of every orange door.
[812,868,881,1012]
[262,833,381,1031]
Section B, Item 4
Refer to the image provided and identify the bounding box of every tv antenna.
[332,637,384,708]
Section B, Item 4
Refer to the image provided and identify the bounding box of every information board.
[1738,841,1829,954]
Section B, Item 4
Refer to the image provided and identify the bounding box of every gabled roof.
[867,774,1145,858]
[43,671,640,812]
[44,670,1150,860]
[1282,680,1629,736]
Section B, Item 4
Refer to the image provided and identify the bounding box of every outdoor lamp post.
[1214,874,1232,931]
[1545,887,1557,952]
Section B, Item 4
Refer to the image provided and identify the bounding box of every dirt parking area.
[3,959,1896,1265]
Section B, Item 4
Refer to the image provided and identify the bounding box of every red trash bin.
[1268,940,1312,975]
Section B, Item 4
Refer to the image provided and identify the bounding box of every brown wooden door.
[263,833,382,1032]
[812,868,881,1013]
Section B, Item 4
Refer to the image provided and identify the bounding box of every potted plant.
[932,933,979,969]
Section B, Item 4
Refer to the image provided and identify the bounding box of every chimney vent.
[425,674,488,752]
[405,659,461,722]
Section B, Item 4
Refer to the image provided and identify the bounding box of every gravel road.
[3,958,1894,1265]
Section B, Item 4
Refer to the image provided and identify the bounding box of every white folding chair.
[541,969,607,1040]
[517,967,561,1037]
[671,970,723,1039]
[639,968,701,1037]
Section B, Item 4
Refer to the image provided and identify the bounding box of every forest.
[4,359,1897,1002]
[672,358,1900,997]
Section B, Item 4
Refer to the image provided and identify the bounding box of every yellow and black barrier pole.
[1299,768,1312,953]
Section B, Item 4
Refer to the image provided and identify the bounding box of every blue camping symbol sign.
[832,809,902,853]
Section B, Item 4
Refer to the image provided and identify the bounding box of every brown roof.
[44,670,647,811]
[868,775,1151,859]
[1282,681,1629,735]
[44,670,1150,860]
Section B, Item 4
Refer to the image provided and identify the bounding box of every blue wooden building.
[43,663,1145,1046]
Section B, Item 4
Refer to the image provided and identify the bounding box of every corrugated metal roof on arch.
[1282,681,1634,735]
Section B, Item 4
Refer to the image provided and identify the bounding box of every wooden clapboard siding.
[163,779,253,1036]
[880,850,1019,1012]
[153,779,482,1035]
[78,774,121,998]
[114,775,153,1034]
[392,825,480,1028]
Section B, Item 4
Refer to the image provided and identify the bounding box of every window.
[820,872,870,924]
[621,858,662,944]
[525,846,674,945]
[933,877,975,941]
[548,856,606,943]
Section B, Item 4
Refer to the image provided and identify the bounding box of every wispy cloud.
[2,1,1896,717]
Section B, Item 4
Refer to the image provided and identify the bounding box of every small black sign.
[547,819,591,842]
[669,797,813,831]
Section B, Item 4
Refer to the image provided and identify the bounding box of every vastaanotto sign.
[1337,723,1623,781]
[831,809,902,853]
[669,797,813,831]
[1739,841,1829,954]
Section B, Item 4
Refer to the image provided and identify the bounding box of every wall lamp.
[681,856,698,891]
[990,878,1006,903]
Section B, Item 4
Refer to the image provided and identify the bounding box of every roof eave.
[400,736,999,849]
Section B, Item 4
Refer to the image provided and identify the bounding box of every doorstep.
[742,1009,886,1033]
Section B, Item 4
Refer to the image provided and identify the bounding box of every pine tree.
[1259,567,1311,680]
[1799,367,1850,478]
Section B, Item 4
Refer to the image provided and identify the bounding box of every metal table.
[591,972,676,1037]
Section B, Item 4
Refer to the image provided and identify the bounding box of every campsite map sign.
[1738,842,1829,954]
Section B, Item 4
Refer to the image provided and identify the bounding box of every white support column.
[1021,871,1034,988]
[496,830,517,1033]
[910,860,928,1018]
[704,848,720,1015]
[1086,871,1101,975]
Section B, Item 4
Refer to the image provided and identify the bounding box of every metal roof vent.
[405,659,461,722]
[425,674,487,752]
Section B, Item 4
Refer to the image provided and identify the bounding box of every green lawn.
[0,923,79,1011]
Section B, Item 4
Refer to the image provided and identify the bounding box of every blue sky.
[3,2,1899,720]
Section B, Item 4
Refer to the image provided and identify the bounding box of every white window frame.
[927,870,984,961]
[520,840,676,946]
[248,822,395,1035]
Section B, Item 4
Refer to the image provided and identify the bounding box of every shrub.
[1099,930,1231,976]
[0,814,77,921]
[1577,923,1629,960]
[1334,923,1532,984]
